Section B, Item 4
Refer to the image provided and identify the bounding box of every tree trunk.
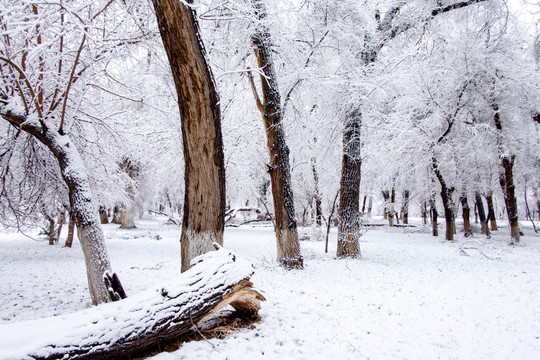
[249,0,302,268]
[387,187,396,227]
[361,195,367,214]
[367,195,373,217]
[0,247,264,360]
[3,117,121,305]
[98,205,109,224]
[492,102,519,244]
[120,199,136,229]
[460,194,471,236]
[382,190,390,220]
[312,158,322,226]
[475,192,490,238]
[152,0,226,271]
[402,190,410,224]
[432,157,454,241]
[486,192,498,231]
[337,110,362,258]
[421,201,428,226]
[430,198,438,237]
[112,203,124,224]
[65,212,76,248]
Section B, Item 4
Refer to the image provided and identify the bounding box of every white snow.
[1,216,539,359]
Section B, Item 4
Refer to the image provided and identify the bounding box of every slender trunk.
[312,158,322,226]
[430,200,438,237]
[475,192,490,238]
[382,190,390,220]
[361,195,367,214]
[367,196,372,217]
[486,193,498,231]
[65,212,75,248]
[402,190,410,224]
[153,0,226,271]
[249,0,302,268]
[47,214,56,245]
[55,210,66,241]
[492,102,519,244]
[337,110,362,258]
[387,187,396,227]
[474,202,478,223]
[421,201,428,226]
[460,195,471,236]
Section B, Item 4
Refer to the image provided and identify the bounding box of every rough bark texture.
[430,199,438,237]
[0,248,264,360]
[152,0,226,271]
[492,103,519,244]
[250,0,302,268]
[337,111,362,258]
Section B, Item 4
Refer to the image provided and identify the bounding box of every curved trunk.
[337,111,362,258]
[432,157,454,241]
[486,193,498,231]
[475,192,490,238]
[250,0,302,268]
[152,0,226,271]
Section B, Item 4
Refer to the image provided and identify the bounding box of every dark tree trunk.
[486,192,498,231]
[367,195,373,217]
[337,110,362,258]
[460,194,471,236]
[249,0,302,268]
[152,0,226,271]
[112,203,124,224]
[402,190,410,224]
[430,198,438,237]
[312,158,322,226]
[387,187,396,227]
[361,195,367,214]
[432,157,455,241]
[492,103,519,244]
[65,212,76,248]
[98,205,109,224]
[421,201,428,226]
[475,192,490,238]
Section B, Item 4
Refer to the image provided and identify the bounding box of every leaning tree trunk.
[492,102,520,244]
[475,192,490,238]
[152,0,226,271]
[337,110,362,258]
[486,192,498,231]
[2,114,121,305]
[432,157,455,241]
[249,0,302,268]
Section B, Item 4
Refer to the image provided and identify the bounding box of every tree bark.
[402,190,410,224]
[98,205,109,224]
[475,192,490,238]
[337,110,362,258]
[0,247,264,360]
[152,0,226,271]
[492,103,519,244]
[460,194,471,236]
[1,113,120,305]
[382,190,390,220]
[432,157,455,241]
[65,211,76,248]
[486,192,498,231]
[249,0,302,268]
[312,158,322,226]
[430,198,438,237]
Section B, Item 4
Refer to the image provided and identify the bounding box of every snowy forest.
[1,0,540,359]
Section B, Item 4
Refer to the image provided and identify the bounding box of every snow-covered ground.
[1,216,539,359]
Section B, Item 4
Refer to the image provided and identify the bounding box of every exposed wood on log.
[0,247,264,360]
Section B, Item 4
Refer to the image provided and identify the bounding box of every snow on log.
[0,247,265,360]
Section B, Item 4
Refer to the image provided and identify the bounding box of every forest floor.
[1,215,539,359]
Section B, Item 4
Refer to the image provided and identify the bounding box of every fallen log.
[0,245,265,360]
